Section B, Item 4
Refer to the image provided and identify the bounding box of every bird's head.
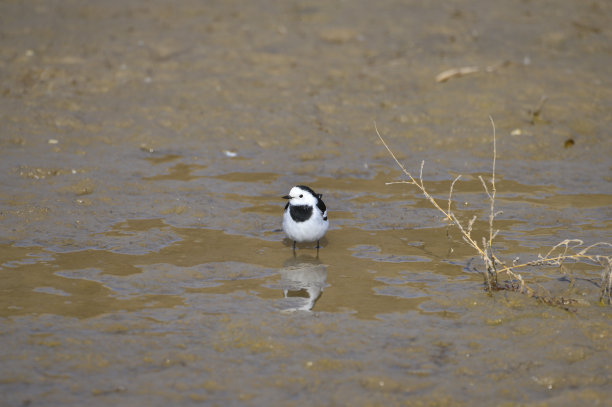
[283,185,320,206]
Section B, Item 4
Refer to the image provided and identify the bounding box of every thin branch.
[419,160,425,184]
[375,122,453,222]
[487,115,497,251]
[374,121,417,186]
[448,175,462,216]
[376,117,611,306]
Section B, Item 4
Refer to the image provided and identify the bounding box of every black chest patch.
[289,205,313,222]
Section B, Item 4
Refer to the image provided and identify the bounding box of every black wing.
[316,196,327,220]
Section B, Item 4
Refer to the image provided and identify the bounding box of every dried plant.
[375,118,612,306]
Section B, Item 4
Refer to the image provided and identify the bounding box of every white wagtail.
[282,185,329,251]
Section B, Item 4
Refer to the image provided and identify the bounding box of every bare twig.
[376,118,612,306]
[375,120,494,285]
[374,122,454,223]
[448,175,461,216]
[435,66,480,83]
[435,61,510,83]
[601,261,612,304]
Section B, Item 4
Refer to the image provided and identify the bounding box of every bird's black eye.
[299,194,303,198]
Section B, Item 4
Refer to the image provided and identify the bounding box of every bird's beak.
[282,195,292,200]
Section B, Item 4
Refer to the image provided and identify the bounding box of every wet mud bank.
[1,0,611,405]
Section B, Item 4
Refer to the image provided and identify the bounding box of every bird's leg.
[316,240,320,249]
[292,240,296,251]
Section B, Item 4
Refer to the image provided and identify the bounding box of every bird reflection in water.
[278,254,328,312]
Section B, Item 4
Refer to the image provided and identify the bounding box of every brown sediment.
[0,0,611,405]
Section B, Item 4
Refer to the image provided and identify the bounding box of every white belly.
[283,210,328,242]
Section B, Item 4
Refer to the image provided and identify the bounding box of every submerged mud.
[1,0,611,406]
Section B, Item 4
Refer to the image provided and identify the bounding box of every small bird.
[282,185,329,251]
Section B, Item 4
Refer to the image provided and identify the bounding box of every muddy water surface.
[1,0,611,406]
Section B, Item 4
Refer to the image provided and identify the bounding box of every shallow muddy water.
[1,0,611,406]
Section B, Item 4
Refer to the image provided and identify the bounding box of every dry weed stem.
[376,119,612,306]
